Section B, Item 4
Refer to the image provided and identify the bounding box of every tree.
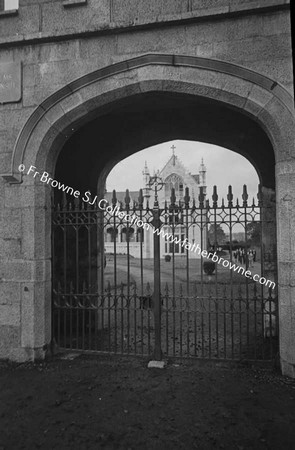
[246,222,261,246]
[207,224,227,246]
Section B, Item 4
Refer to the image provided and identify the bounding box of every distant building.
[104,148,207,258]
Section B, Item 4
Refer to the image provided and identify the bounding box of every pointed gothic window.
[165,173,184,199]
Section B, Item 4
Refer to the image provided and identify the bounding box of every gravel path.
[0,355,294,449]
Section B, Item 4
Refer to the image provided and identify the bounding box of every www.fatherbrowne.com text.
[19,164,276,289]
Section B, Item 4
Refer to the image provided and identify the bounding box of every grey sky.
[106,140,260,205]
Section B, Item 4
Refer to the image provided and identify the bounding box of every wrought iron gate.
[52,184,278,361]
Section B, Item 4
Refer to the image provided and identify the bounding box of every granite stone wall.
[0,0,294,376]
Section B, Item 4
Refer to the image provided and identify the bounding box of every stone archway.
[2,54,295,377]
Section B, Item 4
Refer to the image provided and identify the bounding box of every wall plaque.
[0,62,22,104]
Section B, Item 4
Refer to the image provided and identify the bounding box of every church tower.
[199,157,207,195]
[142,161,151,200]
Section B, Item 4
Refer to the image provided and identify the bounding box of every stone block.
[117,27,187,55]
[184,20,232,47]
[6,347,36,362]
[0,261,33,282]
[11,45,42,65]
[0,303,20,326]
[0,237,22,259]
[278,263,295,285]
[34,259,51,283]
[262,10,291,37]
[21,206,51,261]
[192,0,229,13]
[33,280,51,347]
[4,184,47,209]
[0,325,20,358]
[22,63,39,89]
[244,84,273,117]
[20,281,34,347]
[148,360,166,369]
[0,179,5,202]
[195,43,214,58]
[213,35,292,64]
[1,207,21,239]
[40,40,79,64]
[113,0,187,23]
[245,59,294,91]
[284,83,294,96]
[22,80,66,108]
[0,281,20,305]
[187,12,290,56]
[0,152,12,174]
[22,58,107,107]
[20,207,35,260]
[76,74,144,117]
[77,35,117,65]
[20,280,51,348]
[281,360,295,378]
[43,103,75,135]
[21,115,58,166]
[0,4,40,38]
[261,99,295,160]
[224,14,265,41]
[0,48,14,63]
[41,0,110,34]
[23,59,82,89]
[58,89,89,118]
[279,296,295,373]
[258,105,294,164]
[0,130,18,155]
[4,184,23,208]
[13,41,85,67]
[230,0,287,12]
[0,106,34,132]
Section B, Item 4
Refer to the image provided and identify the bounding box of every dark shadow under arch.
[54,91,275,195]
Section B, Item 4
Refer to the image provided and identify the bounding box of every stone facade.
[0,0,294,377]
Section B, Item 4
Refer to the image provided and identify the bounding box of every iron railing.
[52,185,278,360]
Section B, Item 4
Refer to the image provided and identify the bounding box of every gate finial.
[212,186,218,208]
[242,185,248,207]
[227,186,233,207]
[112,189,117,206]
[198,186,205,208]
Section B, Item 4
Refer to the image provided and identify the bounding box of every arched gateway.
[2,55,295,377]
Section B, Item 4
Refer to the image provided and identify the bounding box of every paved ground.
[104,255,263,294]
[0,354,295,450]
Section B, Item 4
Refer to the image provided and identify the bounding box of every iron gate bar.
[152,205,162,360]
[52,184,278,361]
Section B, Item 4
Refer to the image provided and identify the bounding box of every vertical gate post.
[153,206,162,360]
[149,176,165,361]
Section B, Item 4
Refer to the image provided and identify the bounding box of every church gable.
[159,153,187,180]
[158,152,203,201]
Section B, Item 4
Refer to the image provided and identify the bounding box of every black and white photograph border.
[0,1,295,449]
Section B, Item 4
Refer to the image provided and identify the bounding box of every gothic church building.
[104,150,207,259]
